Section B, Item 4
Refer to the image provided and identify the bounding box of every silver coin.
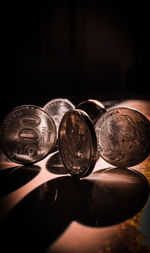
[95,107,150,167]
[58,109,97,178]
[0,105,57,164]
[43,98,75,135]
[76,99,106,125]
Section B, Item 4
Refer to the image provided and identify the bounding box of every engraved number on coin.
[18,115,40,158]
[20,114,41,126]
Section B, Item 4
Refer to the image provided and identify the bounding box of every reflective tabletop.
[0,100,150,253]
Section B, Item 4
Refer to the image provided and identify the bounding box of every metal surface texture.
[76,99,106,125]
[43,98,75,135]
[0,105,57,164]
[95,107,150,167]
[59,109,97,177]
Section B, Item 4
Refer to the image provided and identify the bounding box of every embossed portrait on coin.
[95,107,150,167]
[101,114,139,162]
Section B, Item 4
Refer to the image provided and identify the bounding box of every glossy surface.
[0,105,57,164]
[95,107,150,167]
[0,166,149,253]
[59,109,97,177]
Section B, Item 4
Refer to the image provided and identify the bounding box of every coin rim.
[76,99,106,125]
[88,99,106,110]
[0,105,57,164]
[95,106,150,167]
[58,108,97,178]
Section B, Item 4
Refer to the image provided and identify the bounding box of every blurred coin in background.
[76,99,106,125]
[43,98,75,136]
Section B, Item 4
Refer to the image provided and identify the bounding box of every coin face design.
[95,107,150,167]
[0,105,57,164]
[58,109,97,177]
[43,98,75,135]
[76,99,106,125]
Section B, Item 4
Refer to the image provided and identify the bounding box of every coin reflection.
[1,167,149,252]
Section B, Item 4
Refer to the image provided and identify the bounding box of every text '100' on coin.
[0,105,57,164]
[58,109,97,178]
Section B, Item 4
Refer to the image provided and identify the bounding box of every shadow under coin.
[46,151,68,175]
[0,165,41,198]
[77,167,150,227]
[0,176,81,253]
[0,168,149,253]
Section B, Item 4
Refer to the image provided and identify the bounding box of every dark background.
[1,0,149,121]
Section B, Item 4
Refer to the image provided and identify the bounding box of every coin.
[0,105,57,164]
[58,109,97,178]
[43,98,75,135]
[76,99,106,125]
[95,107,150,167]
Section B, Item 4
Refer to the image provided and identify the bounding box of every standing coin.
[0,105,57,164]
[58,109,97,178]
[43,98,75,135]
[95,107,150,167]
[76,99,106,125]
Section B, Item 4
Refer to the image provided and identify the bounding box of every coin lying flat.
[43,98,75,135]
[95,107,150,167]
[58,109,97,178]
[0,105,57,164]
[76,99,106,125]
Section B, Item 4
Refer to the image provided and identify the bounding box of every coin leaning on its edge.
[0,105,57,164]
[95,107,150,167]
[43,98,75,135]
[76,99,106,125]
[58,109,98,178]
